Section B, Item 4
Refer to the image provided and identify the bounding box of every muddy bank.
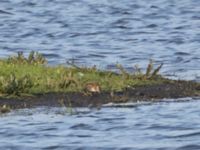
[0,80,200,110]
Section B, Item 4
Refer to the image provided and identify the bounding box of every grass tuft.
[0,74,33,96]
[0,52,166,97]
[6,51,46,65]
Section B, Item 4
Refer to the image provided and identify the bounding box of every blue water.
[0,0,200,149]
[1,98,200,150]
[1,0,200,80]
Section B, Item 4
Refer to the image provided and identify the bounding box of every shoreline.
[1,80,199,110]
[0,52,200,112]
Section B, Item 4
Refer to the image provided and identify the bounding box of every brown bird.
[85,82,101,93]
[0,105,11,114]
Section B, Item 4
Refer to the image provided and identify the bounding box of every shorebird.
[85,82,101,93]
[0,105,11,114]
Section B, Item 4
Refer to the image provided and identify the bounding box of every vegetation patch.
[0,52,168,97]
[0,52,199,111]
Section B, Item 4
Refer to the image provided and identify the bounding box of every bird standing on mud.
[0,105,11,114]
[84,82,101,93]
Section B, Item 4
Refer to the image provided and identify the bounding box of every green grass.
[0,51,167,97]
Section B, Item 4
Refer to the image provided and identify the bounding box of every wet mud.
[0,80,199,110]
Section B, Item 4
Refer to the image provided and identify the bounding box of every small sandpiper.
[0,105,11,114]
[85,82,101,93]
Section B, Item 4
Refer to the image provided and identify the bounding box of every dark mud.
[0,80,200,110]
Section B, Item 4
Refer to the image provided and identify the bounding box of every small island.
[0,51,200,112]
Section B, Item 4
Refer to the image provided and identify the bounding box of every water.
[1,0,200,149]
[1,0,200,80]
[1,98,200,150]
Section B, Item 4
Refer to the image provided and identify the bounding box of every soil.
[0,80,200,110]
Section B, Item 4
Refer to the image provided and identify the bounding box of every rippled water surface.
[1,0,200,149]
[1,98,200,150]
[0,0,200,79]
